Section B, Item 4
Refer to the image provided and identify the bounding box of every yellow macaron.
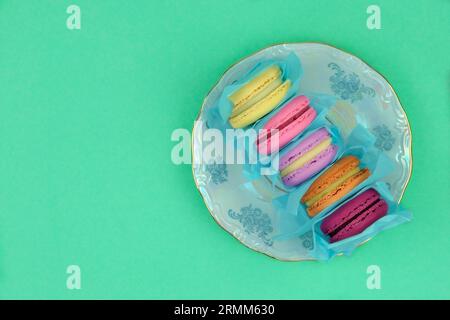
[228,65,290,128]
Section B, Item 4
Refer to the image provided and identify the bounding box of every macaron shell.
[258,96,315,154]
[280,128,330,170]
[281,137,331,177]
[282,144,337,187]
[258,107,317,155]
[302,155,360,204]
[330,199,388,243]
[307,168,371,217]
[263,95,310,130]
[229,65,282,110]
[276,107,316,151]
[229,80,291,128]
[321,188,380,235]
[231,76,282,118]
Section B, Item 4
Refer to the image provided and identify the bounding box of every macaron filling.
[306,168,370,216]
[271,105,312,133]
[280,128,330,169]
[305,167,360,207]
[302,156,360,203]
[229,65,281,110]
[277,128,338,186]
[321,189,380,235]
[330,198,387,242]
[281,137,332,177]
[231,76,282,117]
[229,80,291,128]
[281,145,337,186]
[257,104,312,145]
[326,196,383,239]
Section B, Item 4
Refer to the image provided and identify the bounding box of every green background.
[0,0,448,299]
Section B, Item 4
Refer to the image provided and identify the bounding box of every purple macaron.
[320,188,388,243]
[279,128,338,187]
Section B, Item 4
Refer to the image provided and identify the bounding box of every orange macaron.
[301,155,370,217]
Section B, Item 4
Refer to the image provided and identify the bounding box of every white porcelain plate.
[192,43,412,261]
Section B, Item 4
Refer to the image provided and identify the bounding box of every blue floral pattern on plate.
[300,231,314,250]
[228,205,274,246]
[328,63,375,102]
[192,43,412,261]
[205,162,228,185]
[372,124,395,151]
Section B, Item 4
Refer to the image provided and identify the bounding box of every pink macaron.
[320,188,388,243]
[257,95,316,155]
[279,128,338,187]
